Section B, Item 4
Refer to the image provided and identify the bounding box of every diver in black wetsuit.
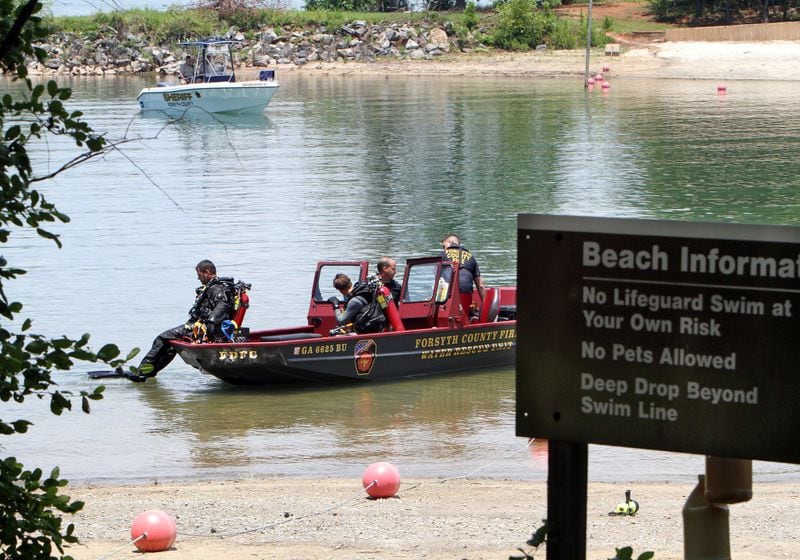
[133,259,234,381]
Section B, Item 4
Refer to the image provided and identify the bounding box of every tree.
[491,0,552,51]
[1,1,132,557]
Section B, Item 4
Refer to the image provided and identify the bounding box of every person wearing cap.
[178,55,196,83]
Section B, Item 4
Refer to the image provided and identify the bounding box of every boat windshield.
[201,43,233,80]
[181,40,237,83]
[403,262,440,303]
[315,264,364,302]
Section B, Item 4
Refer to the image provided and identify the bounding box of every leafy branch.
[1,1,139,557]
[509,520,655,560]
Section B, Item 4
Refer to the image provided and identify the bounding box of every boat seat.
[498,305,517,321]
[478,287,500,323]
[259,333,323,342]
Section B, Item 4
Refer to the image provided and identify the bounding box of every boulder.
[428,28,450,52]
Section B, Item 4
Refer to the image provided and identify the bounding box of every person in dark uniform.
[440,234,486,318]
[377,256,402,304]
[133,260,234,381]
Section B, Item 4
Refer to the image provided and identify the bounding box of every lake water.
[2,72,800,485]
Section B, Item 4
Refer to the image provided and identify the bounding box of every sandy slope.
[258,41,800,82]
[66,477,799,559]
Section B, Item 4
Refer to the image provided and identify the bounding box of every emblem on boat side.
[354,339,377,376]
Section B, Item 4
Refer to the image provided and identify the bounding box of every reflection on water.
[145,369,518,473]
[2,74,800,483]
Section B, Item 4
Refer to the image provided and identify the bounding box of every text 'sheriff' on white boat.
[136,38,279,116]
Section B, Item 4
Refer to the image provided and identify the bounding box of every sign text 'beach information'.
[516,215,800,463]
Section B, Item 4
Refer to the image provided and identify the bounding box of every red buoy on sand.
[131,510,177,552]
[362,462,401,498]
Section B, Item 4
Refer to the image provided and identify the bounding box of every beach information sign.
[516,214,800,463]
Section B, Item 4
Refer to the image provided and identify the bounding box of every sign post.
[516,214,800,558]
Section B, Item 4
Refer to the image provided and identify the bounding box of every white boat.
[137,39,279,116]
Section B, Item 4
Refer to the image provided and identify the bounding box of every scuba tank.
[231,281,251,328]
[377,285,404,332]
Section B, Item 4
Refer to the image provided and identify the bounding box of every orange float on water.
[131,510,177,552]
[362,462,401,498]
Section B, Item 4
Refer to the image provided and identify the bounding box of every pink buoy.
[362,462,401,498]
[587,77,595,85]
[602,64,610,72]
[131,510,177,552]
[601,81,611,89]
[595,73,604,81]
[717,83,727,93]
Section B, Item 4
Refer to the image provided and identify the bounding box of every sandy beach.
[67,477,799,559]
[264,40,800,82]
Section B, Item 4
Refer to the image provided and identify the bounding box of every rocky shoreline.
[29,21,479,77]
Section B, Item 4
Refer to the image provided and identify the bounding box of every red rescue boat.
[171,256,516,386]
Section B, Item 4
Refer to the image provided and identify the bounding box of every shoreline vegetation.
[23,39,800,82]
[24,4,800,82]
[24,24,800,83]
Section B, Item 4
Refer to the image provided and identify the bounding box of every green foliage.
[609,546,656,560]
[1,1,134,558]
[571,12,611,47]
[510,520,547,559]
[491,0,554,50]
[548,16,578,48]
[464,1,480,30]
[647,0,681,21]
[511,521,654,560]
[305,0,379,12]
[47,7,462,39]
[49,8,219,43]
[42,2,623,54]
